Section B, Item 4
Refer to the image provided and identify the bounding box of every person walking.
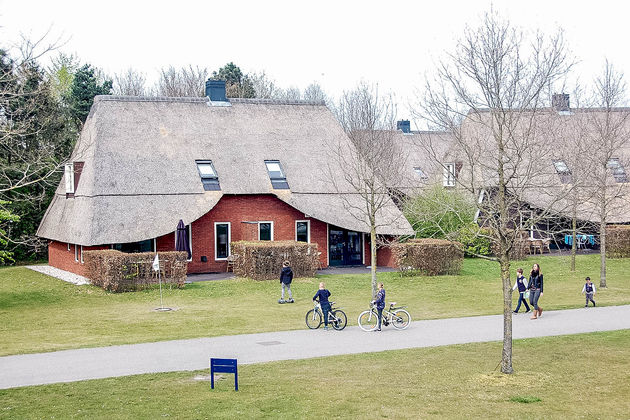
[528,263,544,319]
[581,276,596,307]
[373,282,386,331]
[278,260,294,304]
[512,268,530,313]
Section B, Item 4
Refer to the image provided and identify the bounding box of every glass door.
[328,227,363,266]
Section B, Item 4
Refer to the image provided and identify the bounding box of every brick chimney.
[552,93,570,112]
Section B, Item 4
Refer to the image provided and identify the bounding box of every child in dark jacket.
[512,268,530,313]
[313,282,332,330]
[373,282,386,331]
[279,261,294,304]
[581,276,596,307]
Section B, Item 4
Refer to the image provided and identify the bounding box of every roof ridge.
[94,95,326,106]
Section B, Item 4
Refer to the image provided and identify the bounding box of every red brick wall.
[48,240,109,277]
[364,235,397,268]
[157,194,329,273]
[47,194,399,276]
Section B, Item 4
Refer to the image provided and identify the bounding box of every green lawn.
[1,330,629,419]
[1,254,629,356]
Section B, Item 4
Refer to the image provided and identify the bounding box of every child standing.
[313,282,332,330]
[373,282,386,331]
[512,268,530,313]
[279,261,294,304]
[581,276,596,307]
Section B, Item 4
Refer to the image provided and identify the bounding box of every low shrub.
[231,240,319,280]
[84,250,187,292]
[606,225,630,258]
[455,224,492,257]
[392,239,463,276]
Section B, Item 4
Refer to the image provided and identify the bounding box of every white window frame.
[443,163,456,187]
[74,244,79,262]
[214,222,231,261]
[65,163,75,194]
[295,220,310,243]
[67,243,71,251]
[174,225,193,262]
[258,221,274,241]
[80,245,84,264]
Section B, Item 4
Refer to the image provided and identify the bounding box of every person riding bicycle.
[313,282,332,330]
[372,282,386,331]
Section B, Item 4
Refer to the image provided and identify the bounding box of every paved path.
[2,305,629,389]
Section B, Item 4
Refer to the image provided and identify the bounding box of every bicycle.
[305,301,347,330]
[357,302,411,331]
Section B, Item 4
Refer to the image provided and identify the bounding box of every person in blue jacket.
[313,282,332,330]
[278,260,294,304]
[373,282,386,331]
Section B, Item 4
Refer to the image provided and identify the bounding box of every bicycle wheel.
[358,310,378,331]
[305,309,322,329]
[392,309,411,330]
[331,310,347,331]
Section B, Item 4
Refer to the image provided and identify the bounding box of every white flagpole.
[153,253,163,309]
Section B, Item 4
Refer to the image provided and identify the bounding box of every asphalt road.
[1,305,629,389]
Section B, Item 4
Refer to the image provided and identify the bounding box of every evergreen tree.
[68,64,112,127]
[212,62,255,98]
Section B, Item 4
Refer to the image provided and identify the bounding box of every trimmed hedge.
[231,240,318,280]
[393,239,463,276]
[606,225,630,258]
[83,250,188,292]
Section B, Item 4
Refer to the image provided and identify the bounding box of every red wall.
[47,240,109,277]
[48,194,399,277]
[157,194,329,273]
[363,235,397,268]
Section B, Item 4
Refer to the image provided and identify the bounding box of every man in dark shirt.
[313,282,332,330]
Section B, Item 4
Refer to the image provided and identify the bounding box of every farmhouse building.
[37,81,413,276]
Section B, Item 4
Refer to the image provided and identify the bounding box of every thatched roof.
[37,96,413,245]
[401,107,630,224]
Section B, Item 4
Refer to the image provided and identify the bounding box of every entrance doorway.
[329,226,363,266]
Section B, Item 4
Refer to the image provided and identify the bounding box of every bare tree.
[330,82,407,296]
[250,71,281,99]
[579,61,630,288]
[413,12,573,374]
[303,82,328,103]
[113,68,147,96]
[155,65,207,97]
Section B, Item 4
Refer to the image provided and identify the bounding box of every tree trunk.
[500,252,514,374]
[600,219,607,288]
[370,225,377,298]
[570,212,577,272]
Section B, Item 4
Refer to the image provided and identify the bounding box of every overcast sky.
[1,0,628,120]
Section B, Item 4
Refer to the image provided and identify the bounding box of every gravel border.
[26,265,90,285]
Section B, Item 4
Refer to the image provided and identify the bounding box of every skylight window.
[265,160,289,189]
[196,160,221,191]
[65,163,74,194]
[413,167,428,179]
[607,158,628,183]
[553,159,572,184]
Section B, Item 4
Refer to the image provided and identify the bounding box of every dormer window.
[413,167,428,179]
[265,160,289,189]
[196,160,220,191]
[65,163,75,194]
[607,158,628,183]
[553,159,572,184]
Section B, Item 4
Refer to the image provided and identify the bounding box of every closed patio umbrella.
[175,219,191,260]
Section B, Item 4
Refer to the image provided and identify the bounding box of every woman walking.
[528,263,544,319]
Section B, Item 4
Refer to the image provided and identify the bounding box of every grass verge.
[1,330,629,419]
[1,254,629,356]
